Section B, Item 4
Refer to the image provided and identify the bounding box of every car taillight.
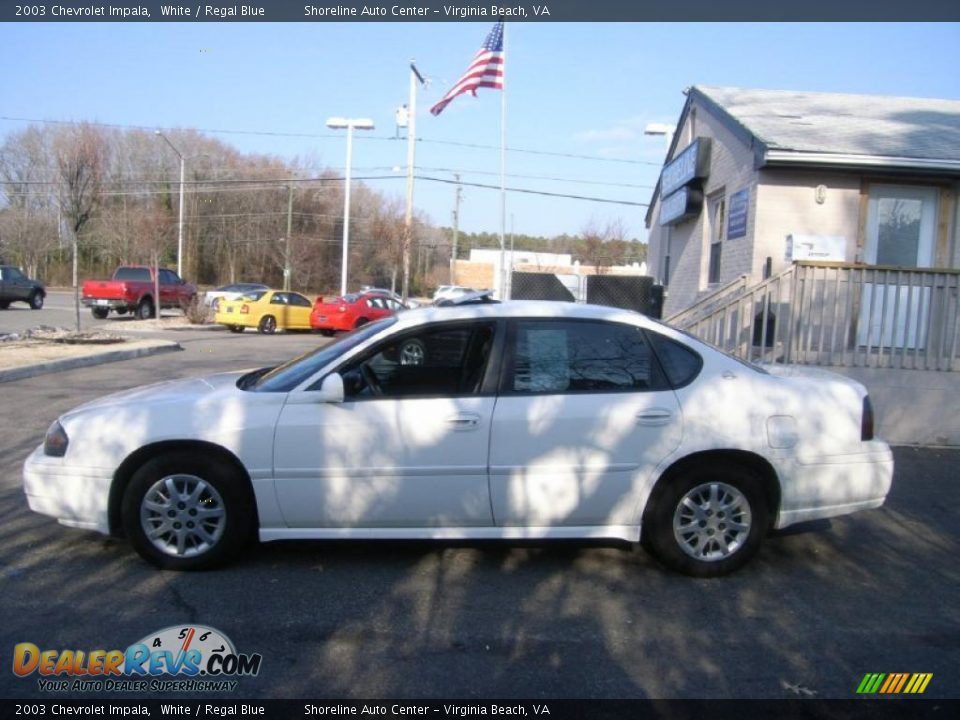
[240,304,249,314]
[861,395,875,441]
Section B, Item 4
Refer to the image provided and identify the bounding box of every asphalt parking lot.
[0,319,958,700]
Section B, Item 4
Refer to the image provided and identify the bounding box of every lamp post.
[154,131,186,278]
[327,117,375,297]
[644,123,676,154]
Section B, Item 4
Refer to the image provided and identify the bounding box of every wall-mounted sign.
[785,234,847,262]
[660,186,704,226]
[727,187,750,239]
[660,137,712,198]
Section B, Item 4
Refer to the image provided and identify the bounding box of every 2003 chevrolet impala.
[23,301,893,576]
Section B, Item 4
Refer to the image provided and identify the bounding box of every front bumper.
[22,446,113,534]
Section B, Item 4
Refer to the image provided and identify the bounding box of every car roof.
[394,300,655,330]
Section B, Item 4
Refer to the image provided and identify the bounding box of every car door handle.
[636,409,673,426]
[446,414,481,430]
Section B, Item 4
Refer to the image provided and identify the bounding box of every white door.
[859,185,938,349]
[488,320,682,529]
[272,322,497,528]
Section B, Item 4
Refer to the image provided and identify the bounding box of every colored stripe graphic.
[857,673,932,694]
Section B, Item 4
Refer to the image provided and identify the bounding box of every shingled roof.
[646,86,960,226]
[693,85,960,165]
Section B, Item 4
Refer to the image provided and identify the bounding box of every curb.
[0,341,182,383]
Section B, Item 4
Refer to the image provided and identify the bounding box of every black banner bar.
[2,1,960,22]
[1,699,958,720]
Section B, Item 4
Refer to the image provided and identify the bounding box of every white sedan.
[23,302,893,576]
[203,282,269,310]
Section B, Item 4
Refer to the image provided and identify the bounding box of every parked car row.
[213,289,410,334]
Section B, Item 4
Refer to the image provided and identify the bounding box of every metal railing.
[677,261,960,372]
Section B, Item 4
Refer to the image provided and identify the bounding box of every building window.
[662,227,672,287]
[707,194,725,285]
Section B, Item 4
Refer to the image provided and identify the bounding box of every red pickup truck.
[82,266,197,320]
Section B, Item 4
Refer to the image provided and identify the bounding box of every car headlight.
[43,420,69,457]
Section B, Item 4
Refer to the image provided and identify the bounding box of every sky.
[2,21,959,244]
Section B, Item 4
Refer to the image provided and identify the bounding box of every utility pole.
[450,174,462,284]
[284,183,294,290]
[402,61,426,301]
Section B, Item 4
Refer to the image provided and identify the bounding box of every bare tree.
[56,123,107,329]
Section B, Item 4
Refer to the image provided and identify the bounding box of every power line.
[0,115,661,167]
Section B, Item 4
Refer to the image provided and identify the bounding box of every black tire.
[136,298,154,320]
[0,300,10,310]
[91,307,109,320]
[229,325,245,333]
[258,315,277,334]
[29,291,44,310]
[643,462,769,578]
[121,450,255,571]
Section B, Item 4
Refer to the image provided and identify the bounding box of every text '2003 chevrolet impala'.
[23,302,893,576]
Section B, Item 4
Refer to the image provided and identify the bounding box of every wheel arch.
[642,449,782,533]
[108,440,257,536]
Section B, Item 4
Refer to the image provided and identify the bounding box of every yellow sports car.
[214,289,315,334]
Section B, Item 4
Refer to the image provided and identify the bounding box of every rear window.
[113,267,151,282]
[646,331,703,388]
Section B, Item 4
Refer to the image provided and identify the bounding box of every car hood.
[62,371,249,420]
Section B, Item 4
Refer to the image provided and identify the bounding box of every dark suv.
[0,265,46,310]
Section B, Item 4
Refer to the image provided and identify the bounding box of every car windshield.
[247,316,397,392]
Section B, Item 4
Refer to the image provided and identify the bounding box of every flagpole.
[499,22,508,300]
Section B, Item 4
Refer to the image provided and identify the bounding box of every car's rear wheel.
[121,451,255,570]
[258,315,277,334]
[644,463,768,577]
[29,291,44,310]
[91,307,109,319]
[136,298,154,320]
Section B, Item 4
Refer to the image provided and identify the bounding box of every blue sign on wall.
[727,187,750,239]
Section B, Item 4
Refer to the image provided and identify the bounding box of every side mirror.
[317,373,344,403]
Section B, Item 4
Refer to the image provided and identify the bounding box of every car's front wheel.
[644,463,768,577]
[121,451,255,570]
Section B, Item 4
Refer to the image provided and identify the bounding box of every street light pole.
[327,117,375,297]
[402,61,426,302]
[155,131,185,277]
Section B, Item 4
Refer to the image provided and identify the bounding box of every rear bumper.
[775,441,894,528]
[82,297,134,310]
[310,314,351,331]
[22,446,112,534]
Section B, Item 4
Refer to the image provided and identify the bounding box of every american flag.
[430,22,505,117]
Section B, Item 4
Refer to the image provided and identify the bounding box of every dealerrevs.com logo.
[13,625,262,693]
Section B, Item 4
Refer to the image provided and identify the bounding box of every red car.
[310,291,405,334]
